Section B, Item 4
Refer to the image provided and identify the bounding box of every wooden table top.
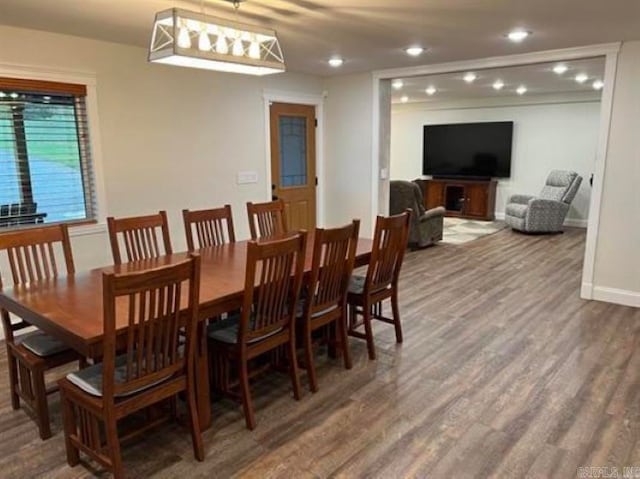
[0,236,372,356]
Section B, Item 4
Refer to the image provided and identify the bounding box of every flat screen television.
[423,121,513,178]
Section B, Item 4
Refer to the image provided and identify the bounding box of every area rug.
[441,217,507,245]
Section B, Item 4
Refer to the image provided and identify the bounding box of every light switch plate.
[237,171,258,184]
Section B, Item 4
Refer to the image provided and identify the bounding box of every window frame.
[0,63,107,236]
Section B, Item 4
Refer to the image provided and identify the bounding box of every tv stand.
[418,178,497,220]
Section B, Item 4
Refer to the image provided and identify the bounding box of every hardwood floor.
[1,227,639,478]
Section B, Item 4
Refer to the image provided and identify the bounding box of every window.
[0,77,96,229]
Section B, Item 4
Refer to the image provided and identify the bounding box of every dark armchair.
[390,180,445,247]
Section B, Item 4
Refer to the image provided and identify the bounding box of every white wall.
[324,72,375,236]
[390,94,601,224]
[0,25,324,273]
[589,41,640,307]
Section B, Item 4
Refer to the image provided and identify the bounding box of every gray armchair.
[505,170,582,233]
[390,180,445,247]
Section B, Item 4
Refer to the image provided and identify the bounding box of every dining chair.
[299,220,359,392]
[107,210,172,264]
[182,204,236,250]
[347,210,411,360]
[208,232,307,430]
[246,199,287,239]
[58,255,204,479]
[0,224,82,439]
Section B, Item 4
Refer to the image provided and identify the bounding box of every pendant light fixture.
[148,0,285,75]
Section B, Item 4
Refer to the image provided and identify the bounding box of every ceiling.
[0,0,639,76]
[391,57,606,104]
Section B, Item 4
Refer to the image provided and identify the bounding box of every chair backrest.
[390,180,425,216]
[107,211,172,264]
[0,224,75,340]
[183,205,235,251]
[306,220,360,317]
[0,223,74,288]
[539,170,582,204]
[364,210,411,294]
[101,254,201,400]
[240,232,307,343]
[246,199,287,240]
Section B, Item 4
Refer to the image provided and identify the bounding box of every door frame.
[263,90,326,227]
[370,42,621,302]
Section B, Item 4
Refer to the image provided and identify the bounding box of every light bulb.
[516,85,527,95]
[198,31,211,51]
[507,29,530,42]
[553,64,568,75]
[328,57,344,67]
[9,92,19,99]
[392,80,404,90]
[0,92,6,98]
[492,80,504,90]
[425,86,437,96]
[177,27,191,49]
[405,46,424,57]
[575,73,588,83]
[463,72,477,83]
[400,95,409,103]
[249,41,260,59]
[216,34,228,54]
[592,80,604,90]
[232,37,244,56]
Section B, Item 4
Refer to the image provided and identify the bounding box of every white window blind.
[0,77,96,229]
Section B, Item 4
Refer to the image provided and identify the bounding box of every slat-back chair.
[347,210,411,360]
[182,204,236,251]
[208,232,307,430]
[107,211,172,264]
[58,255,204,479]
[246,199,287,240]
[0,224,82,439]
[300,220,359,392]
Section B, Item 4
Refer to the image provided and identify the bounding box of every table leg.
[195,321,212,430]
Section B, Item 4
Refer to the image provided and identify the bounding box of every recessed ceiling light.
[463,72,477,83]
[392,80,404,90]
[592,80,604,90]
[516,85,527,95]
[553,64,568,75]
[575,73,588,83]
[492,80,504,90]
[425,86,437,96]
[507,29,531,42]
[400,95,409,103]
[405,46,425,57]
[328,57,344,67]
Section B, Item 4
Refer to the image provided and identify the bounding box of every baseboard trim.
[494,212,587,228]
[591,285,640,308]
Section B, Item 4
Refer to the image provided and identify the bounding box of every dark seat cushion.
[207,314,283,345]
[20,331,71,357]
[66,355,173,397]
[348,275,366,294]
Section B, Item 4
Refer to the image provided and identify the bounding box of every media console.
[416,178,497,221]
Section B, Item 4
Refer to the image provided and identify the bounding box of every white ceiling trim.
[372,42,621,80]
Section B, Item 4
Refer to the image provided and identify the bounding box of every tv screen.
[423,121,513,178]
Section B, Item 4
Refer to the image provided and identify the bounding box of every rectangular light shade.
[149,8,285,76]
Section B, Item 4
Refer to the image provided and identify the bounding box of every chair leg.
[185,387,205,461]
[338,312,353,370]
[303,324,318,393]
[59,387,80,467]
[32,366,52,440]
[288,337,302,401]
[391,292,403,344]
[362,302,376,360]
[238,356,256,430]
[105,412,124,479]
[6,348,20,410]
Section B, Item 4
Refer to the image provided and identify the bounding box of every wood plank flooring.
[1,227,639,478]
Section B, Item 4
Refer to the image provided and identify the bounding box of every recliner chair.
[389,180,445,247]
[505,170,582,233]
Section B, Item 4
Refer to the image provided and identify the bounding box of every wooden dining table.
[0,234,373,430]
